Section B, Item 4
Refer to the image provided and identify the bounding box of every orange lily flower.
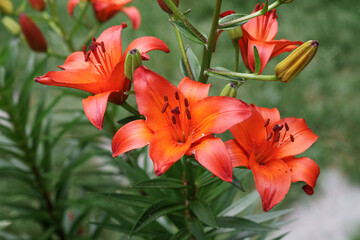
[35,24,169,130]
[239,3,303,73]
[112,66,253,182]
[68,0,141,29]
[225,104,319,211]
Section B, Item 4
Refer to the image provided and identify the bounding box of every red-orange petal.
[243,7,278,41]
[283,156,320,195]
[112,119,153,157]
[270,39,303,58]
[122,6,141,30]
[192,138,233,182]
[82,91,112,130]
[249,153,291,211]
[149,129,192,176]
[251,104,280,125]
[124,36,169,58]
[178,77,211,105]
[224,139,249,168]
[191,96,252,142]
[67,0,79,15]
[274,117,318,158]
[133,66,179,131]
[58,52,90,70]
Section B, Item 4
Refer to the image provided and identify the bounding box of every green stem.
[207,68,279,81]
[121,102,140,116]
[69,1,90,38]
[162,0,207,43]
[219,1,281,29]
[47,49,67,59]
[172,17,195,80]
[233,41,240,72]
[198,0,222,83]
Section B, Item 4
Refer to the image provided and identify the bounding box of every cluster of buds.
[275,40,319,83]
[124,48,143,81]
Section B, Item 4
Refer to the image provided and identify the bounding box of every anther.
[82,45,86,55]
[171,107,180,115]
[101,41,105,53]
[264,118,270,127]
[92,36,96,42]
[171,115,177,124]
[273,124,283,132]
[89,44,96,51]
[184,98,189,107]
[163,95,168,102]
[185,107,191,120]
[275,132,281,142]
[175,91,179,100]
[290,134,295,142]
[85,51,91,62]
[285,122,289,131]
[266,131,273,141]
[161,101,168,113]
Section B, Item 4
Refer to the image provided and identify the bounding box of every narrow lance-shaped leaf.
[169,20,207,45]
[254,45,261,74]
[189,199,218,227]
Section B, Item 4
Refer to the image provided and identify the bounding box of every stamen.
[264,118,270,127]
[266,131,273,141]
[175,91,179,100]
[184,98,189,107]
[172,115,177,124]
[164,95,168,102]
[273,124,283,132]
[161,101,168,113]
[82,45,86,55]
[290,134,295,142]
[101,41,105,52]
[171,107,180,115]
[275,132,281,142]
[92,36,96,42]
[85,51,91,62]
[185,107,191,120]
[285,122,289,131]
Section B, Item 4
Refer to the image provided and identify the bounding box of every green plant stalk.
[207,68,279,81]
[219,1,281,29]
[70,0,90,38]
[121,101,140,116]
[233,41,240,72]
[162,0,207,43]
[171,16,195,80]
[198,0,222,83]
[48,0,75,52]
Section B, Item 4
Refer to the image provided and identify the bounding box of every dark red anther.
[184,98,189,107]
[175,91,179,100]
[264,118,270,127]
[92,36,96,42]
[290,134,295,142]
[161,101,168,113]
[85,51,91,62]
[171,106,180,115]
[82,45,86,55]
[275,132,281,142]
[89,44,96,51]
[285,122,289,131]
[185,107,191,120]
[163,95,168,102]
[266,131,273,141]
[172,115,177,124]
[101,41,105,53]
[273,124,283,132]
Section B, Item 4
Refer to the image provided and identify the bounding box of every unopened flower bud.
[157,0,179,14]
[0,0,14,14]
[19,14,47,52]
[124,48,142,81]
[2,16,20,36]
[28,0,46,11]
[220,82,237,97]
[275,40,319,83]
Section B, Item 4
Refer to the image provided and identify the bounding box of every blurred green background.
[1,0,360,239]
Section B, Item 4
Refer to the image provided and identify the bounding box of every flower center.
[160,91,191,143]
[82,37,113,79]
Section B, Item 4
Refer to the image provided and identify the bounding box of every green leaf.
[231,175,245,192]
[169,20,207,45]
[216,217,275,232]
[196,171,220,188]
[218,13,248,30]
[245,209,293,223]
[130,199,186,235]
[271,232,289,240]
[96,193,156,208]
[185,45,201,80]
[187,218,206,240]
[170,229,191,240]
[254,45,261,74]
[189,199,218,227]
[133,177,185,189]
[218,190,259,217]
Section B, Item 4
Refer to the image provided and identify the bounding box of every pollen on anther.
[264,118,270,127]
[163,95,168,102]
[85,51,91,62]
[101,41,105,53]
[285,122,289,131]
[266,131,273,141]
[171,115,177,124]
[185,107,191,120]
[171,107,180,115]
[161,101,168,113]
[290,134,295,142]
[92,36,96,42]
[275,132,281,142]
[175,91,179,100]
[82,45,86,55]
[184,98,189,107]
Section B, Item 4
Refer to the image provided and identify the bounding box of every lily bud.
[2,16,20,36]
[124,48,142,81]
[19,14,47,52]
[157,0,179,14]
[275,40,319,83]
[0,0,14,14]
[220,82,237,98]
[28,0,46,11]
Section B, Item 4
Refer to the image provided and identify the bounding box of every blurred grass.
[2,0,359,188]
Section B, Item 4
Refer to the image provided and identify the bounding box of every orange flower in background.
[19,13,47,52]
[35,24,169,130]
[68,0,141,29]
[112,66,253,182]
[225,104,319,211]
[239,3,303,73]
[28,0,46,11]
